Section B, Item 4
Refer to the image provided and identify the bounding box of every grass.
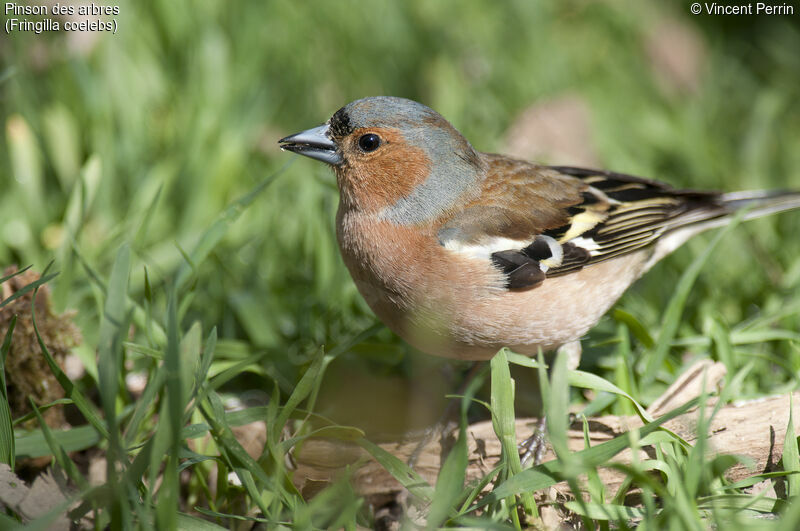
[1,0,800,528]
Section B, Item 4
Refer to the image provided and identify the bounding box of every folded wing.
[438,158,728,290]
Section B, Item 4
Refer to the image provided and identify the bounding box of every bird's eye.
[357,133,381,152]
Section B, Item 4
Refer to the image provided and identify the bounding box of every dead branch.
[291,361,797,503]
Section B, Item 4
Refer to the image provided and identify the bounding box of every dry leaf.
[0,464,72,530]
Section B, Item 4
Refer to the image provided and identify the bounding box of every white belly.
[351,250,652,360]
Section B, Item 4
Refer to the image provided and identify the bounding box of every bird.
[279,96,800,368]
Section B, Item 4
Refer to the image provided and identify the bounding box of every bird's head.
[280,96,484,222]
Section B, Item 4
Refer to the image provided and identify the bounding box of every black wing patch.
[490,239,591,290]
[522,238,555,261]
[490,250,546,290]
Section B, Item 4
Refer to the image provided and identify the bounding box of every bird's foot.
[519,415,548,466]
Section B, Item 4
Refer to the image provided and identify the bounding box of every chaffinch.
[279,96,800,364]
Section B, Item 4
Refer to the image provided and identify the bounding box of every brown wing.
[438,157,727,289]
[438,156,594,242]
[544,166,725,276]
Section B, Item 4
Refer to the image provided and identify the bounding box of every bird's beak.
[278,124,343,165]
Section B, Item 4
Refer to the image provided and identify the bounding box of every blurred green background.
[2,0,800,433]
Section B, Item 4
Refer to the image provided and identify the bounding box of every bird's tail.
[720,189,800,220]
[665,189,800,235]
[647,189,800,268]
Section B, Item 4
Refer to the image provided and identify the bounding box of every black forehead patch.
[329,107,354,138]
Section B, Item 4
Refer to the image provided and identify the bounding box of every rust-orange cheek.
[337,129,432,213]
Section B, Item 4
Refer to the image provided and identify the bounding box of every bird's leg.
[407,361,486,468]
[519,340,582,466]
[519,416,548,467]
[560,339,583,373]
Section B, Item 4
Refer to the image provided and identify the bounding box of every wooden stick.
[292,362,796,503]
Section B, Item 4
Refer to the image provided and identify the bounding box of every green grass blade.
[779,492,800,530]
[478,397,699,506]
[725,470,798,491]
[0,270,59,311]
[613,308,655,349]
[225,406,347,432]
[53,156,102,310]
[357,438,434,502]
[10,399,75,427]
[193,507,282,525]
[491,349,537,520]
[123,370,165,447]
[176,512,228,530]
[193,327,218,402]
[179,321,202,407]
[133,183,164,249]
[97,245,130,437]
[207,352,270,390]
[127,429,163,494]
[698,493,785,513]
[507,351,653,422]
[709,317,735,382]
[491,349,519,469]
[783,396,800,497]
[0,513,18,528]
[278,425,365,452]
[456,465,503,517]
[156,290,184,531]
[564,500,647,520]
[612,321,637,417]
[303,322,385,415]
[177,447,216,472]
[426,392,469,529]
[30,280,109,440]
[0,264,32,285]
[70,243,168,347]
[200,392,279,515]
[7,115,44,224]
[96,244,132,530]
[175,163,289,292]
[293,476,361,529]
[581,415,606,505]
[28,400,88,489]
[15,424,100,458]
[274,348,325,440]
[0,315,16,467]
[642,211,745,384]
[546,349,571,462]
[572,368,681,427]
